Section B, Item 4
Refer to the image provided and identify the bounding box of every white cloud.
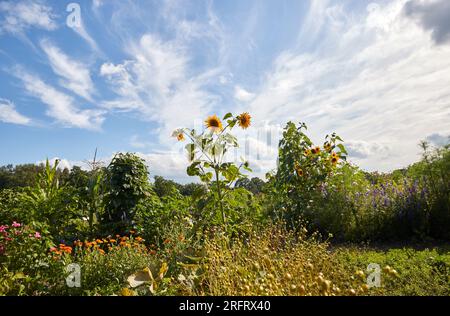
[15,68,105,130]
[0,98,31,125]
[248,0,450,172]
[41,39,95,101]
[0,0,57,34]
[100,33,217,142]
[92,0,104,9]
[37,157,73,170]
[136,151,191,183]
[234,86,255,102]
[346,140,391,159]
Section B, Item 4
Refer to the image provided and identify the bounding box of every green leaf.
[228,119,237,128]
[337,144,348,155]
[223,112,233,120]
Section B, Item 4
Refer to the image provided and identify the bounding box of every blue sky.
[0,0,449,182]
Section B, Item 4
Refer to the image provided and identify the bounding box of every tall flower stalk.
[173,112,252,230]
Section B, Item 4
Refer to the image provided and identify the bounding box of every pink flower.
[34,232,41,239]
[0,225,8,233]
[12,221,21,228]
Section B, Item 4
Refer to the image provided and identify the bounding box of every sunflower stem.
[214,168,227,230]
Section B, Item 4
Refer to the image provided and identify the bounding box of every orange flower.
[177,133,185,141]
[130,230,136,235]
[149,250,156,255]
[163,238,171,244]
[178,235,185,242]
[135,237,144,243]
[237,112,251,129]
[109,239,117,243]
[96,239,103,244]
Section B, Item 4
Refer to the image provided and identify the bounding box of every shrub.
[103,153,151,234]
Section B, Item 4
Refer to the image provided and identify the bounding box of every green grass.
[334,245,450,296]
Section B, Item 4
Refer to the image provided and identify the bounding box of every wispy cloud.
[14,68,105,130]
[234,86,255,102]
[100,33,217,141]
[40,39,95,101]
[0,98,31,125]
[247,0,450,171]
[0,0,57,34]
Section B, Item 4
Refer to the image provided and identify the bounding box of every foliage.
[235,177,266,195]
[1,114,449,296]
[0,221,63,295]
[174,224,441,296]
[268,121,347,225]
[103,153,151,234]
[174,112,253,232]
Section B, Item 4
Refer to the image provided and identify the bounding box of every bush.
[103,153,152,234]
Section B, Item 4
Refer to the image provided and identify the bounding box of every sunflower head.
[324,142,332,152]
[237,112,251,129]
[304,149,311,156]
[294,162,303,177]
[331,153,339,165]
[172,129,185,141]
[205,115,223,133]
[176,133,185,141]
[314,146,321,154]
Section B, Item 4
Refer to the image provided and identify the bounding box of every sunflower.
[314,146,321,154]
[304,149,311,156]
[237,112,251,129]
[330,152,339,165]
[205,114,223,132]
[172,129,185,141]
[294,161,303,177]
[324,142,332,152]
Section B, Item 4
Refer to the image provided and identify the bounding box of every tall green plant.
[103,153,151,234]
[173,112,252,230]
[271,121,347,225]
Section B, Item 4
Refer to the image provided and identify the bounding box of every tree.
[235,177,265,194]
[153,175,182,198]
